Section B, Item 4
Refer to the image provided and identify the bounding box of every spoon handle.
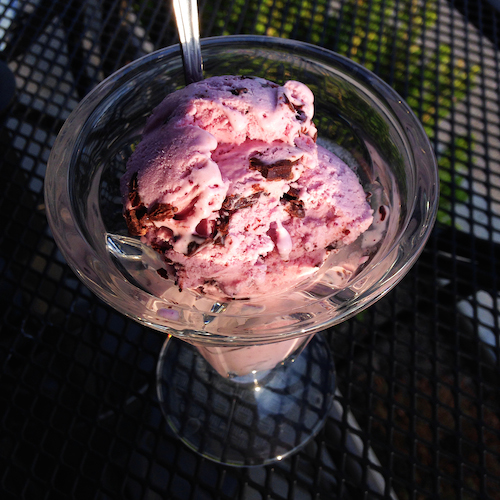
[173,0,204,84]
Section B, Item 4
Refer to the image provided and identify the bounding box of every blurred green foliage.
[202,0,480,226]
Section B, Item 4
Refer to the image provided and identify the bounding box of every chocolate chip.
[157,268,169,279]
[281,189,305,218]
[281,196,305,218]
[286,202,305,218]
[213,211,230,245]
[187,241,199,256]
[151,240,172,253]
[124,204,148,236]
[222,192,263,211]
[249,156,300,181]
[379,205,387,222]
[186,239,212,256]
[230,87,248,96]
[282,93,296,114]
[148,203,178,221]
[128,172,141,207]
[282,93,306,123]
[285,186,300,199]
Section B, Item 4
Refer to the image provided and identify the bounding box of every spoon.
[173,0,204,84]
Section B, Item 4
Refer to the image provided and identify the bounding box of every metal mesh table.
[1,0,499,498]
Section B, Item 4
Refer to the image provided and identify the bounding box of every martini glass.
[44,35,439,467]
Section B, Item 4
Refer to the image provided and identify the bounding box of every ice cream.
[121,75,373,299]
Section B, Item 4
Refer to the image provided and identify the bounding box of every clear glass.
[45,35,439,466]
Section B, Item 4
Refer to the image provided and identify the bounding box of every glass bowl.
[45,35,439,466]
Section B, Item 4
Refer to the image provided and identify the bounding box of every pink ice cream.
[121,75,373,299]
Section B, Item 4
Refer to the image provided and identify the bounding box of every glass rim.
[45,35,439,342]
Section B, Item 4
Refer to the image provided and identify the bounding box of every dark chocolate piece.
[148,203,178,221]
[156,268,169,279]
[187,241,199,256]
[379,205,387,222]
[186,238,212,257]
[222,192,263,211]
[282,93,306,122]
[282,199,305,218]
[213,211,230,246]
[249,156,301,181]
[128,172,141,207]
[150,239,172,253]
[280,188,305,218]
[282,93,296,114]
[124,204,148,236]
[286,186,300,198]
[230,87,248,96]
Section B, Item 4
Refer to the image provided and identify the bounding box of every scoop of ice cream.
[142,76,317,146]
[121,75,373,298]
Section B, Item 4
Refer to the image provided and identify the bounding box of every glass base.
[156,334,335,467]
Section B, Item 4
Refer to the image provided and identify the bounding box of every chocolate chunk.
[282,93,296,114]
[282,199,305,218]
[249,156,300,181]
[125,173,177,234]
[285,202,305,218]
[230,87,248,96]
[222,192,263,211]
[186,239,212,257]
[282,93,306,122]
[124,204,148,236]
[156,268,169,279]
[286,186,301,198]
[128,172,141,207]
[187,241,199,256]
[213,211,230,245]
[379,205,387,222]
[281,190,305,218]
[148,202,178,221]
[295,108,305,121]
[151,239,172,253]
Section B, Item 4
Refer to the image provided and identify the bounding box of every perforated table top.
[1,0,500,498]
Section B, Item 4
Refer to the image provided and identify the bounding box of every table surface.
[1,0,500,498]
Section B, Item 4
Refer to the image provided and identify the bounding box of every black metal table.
[1,0,500,498]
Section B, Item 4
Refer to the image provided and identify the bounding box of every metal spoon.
[173,0,203,84]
